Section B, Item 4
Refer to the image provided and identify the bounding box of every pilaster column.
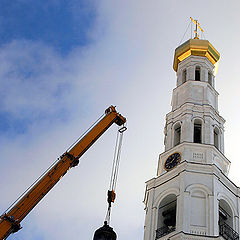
[188,66,195,81]
[144,188,155,240]
[181,114,192,142]
[205,116,213,145]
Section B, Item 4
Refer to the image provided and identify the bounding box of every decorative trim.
[217,192,238,217]
[153,187,180,208]
[185,183,212,195]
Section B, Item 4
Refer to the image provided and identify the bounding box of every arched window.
[174,123,181,146]
[195,66,201,81]
[182,69,187,84]
[214,127,219,149]
[208,71,212,86]
[219,199,235,239]
[194,119,202,143]
[157,194,177,238]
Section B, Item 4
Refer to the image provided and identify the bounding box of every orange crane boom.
[0,106,126,240]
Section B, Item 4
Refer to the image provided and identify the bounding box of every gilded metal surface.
[173,39,220,71]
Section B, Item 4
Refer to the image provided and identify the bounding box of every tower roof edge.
[173,39,220,72]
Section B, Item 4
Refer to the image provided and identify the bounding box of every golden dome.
[173,39,220,72]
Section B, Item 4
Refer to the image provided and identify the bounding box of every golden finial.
[190,17,204,39]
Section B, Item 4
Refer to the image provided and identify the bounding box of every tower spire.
[144,24,240,240]
[190,17,204,39]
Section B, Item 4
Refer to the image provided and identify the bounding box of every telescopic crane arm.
[0,106,126,240]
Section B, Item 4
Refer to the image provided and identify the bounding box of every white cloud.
[1,1,240,240]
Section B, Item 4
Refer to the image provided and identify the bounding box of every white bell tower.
[143,29,240,240]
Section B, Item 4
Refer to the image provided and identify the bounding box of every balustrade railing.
[155,223,239,239]
[219,222,239,240]
[155,226,175,239]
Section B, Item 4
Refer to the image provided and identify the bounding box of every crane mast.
[0,106,126,240]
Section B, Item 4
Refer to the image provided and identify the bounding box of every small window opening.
[157,195,177,238]
[194,122,202,143]
[174,124,181,146]
[214,128,219,149]
[195,66,200,81]
[182,69,187,83]
[208,71,212,86]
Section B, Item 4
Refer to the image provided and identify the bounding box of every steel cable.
[105,125,126,224]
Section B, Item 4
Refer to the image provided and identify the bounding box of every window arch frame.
[217,193,237,218]
[218,199,234,229]
[217,193,238,239]
[153,188,179,238]
[156,194,177,238]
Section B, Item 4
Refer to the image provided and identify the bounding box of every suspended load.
[93,125,127,240]
[93,221,117,240]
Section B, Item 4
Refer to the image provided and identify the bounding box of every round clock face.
[164,152,181,171]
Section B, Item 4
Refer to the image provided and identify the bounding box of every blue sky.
[0,0,99,138]
[1,1,240,240]
[0,0,96,54]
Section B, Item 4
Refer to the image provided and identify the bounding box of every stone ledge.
[158,142,230,176]
[156,231,222,240]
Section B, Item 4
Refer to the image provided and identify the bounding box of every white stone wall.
[176,56,215,87]
[158,142,230,176]
[144,162,240,240]
[151,231,226,240]
[171,81,219,111]
[144,47,237,240]
[163,55,225,154]
[164,103,225,153]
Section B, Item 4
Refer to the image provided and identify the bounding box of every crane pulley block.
[107,190,116,204]
[61,152,79,168]
[1,214,21,234]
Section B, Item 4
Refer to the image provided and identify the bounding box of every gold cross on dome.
[190,17,204,39]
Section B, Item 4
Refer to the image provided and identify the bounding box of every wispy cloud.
[1,1,240,240]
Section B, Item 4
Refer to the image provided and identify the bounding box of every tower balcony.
[156,225,176,239]
[219,222,239,240]
[155,223,239,239]
[154,229,239,240]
